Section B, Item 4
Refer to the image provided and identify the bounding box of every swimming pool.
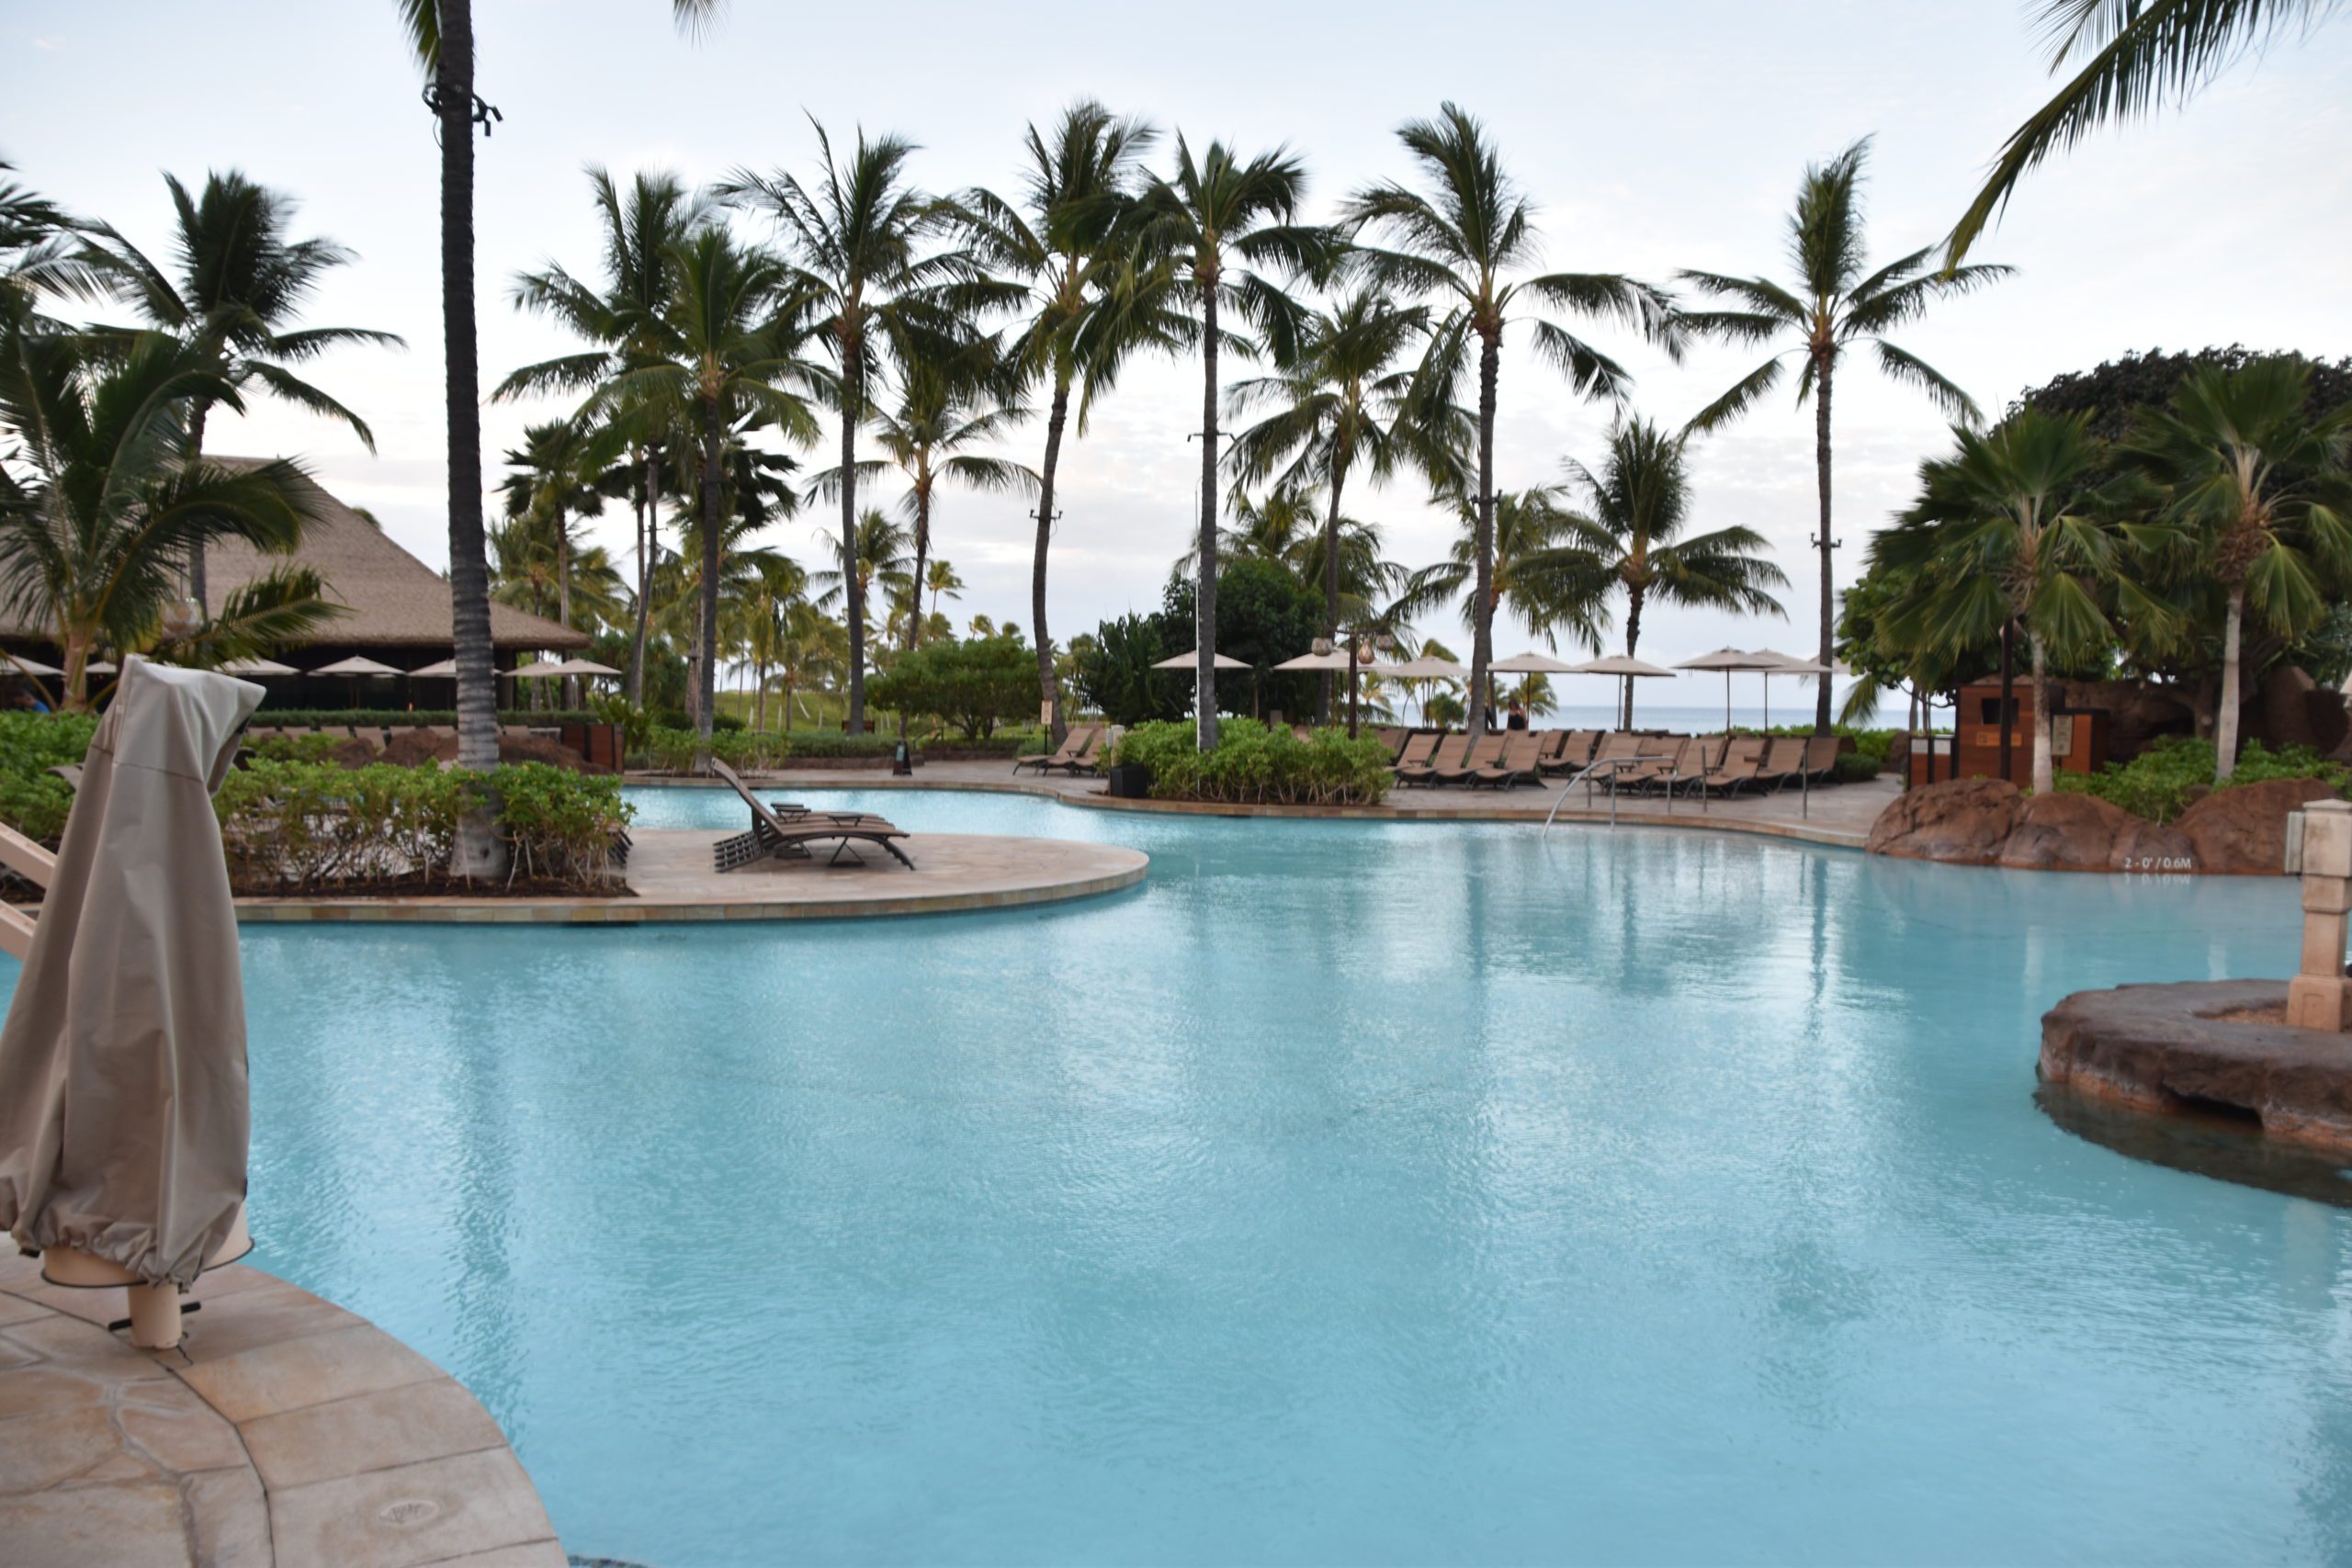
[43,789,2352,1564]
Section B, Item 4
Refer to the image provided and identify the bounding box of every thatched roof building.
[2,468,585,700]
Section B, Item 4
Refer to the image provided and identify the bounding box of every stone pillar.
[2289,799,2352,1031]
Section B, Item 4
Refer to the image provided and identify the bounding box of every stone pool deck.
[232,828,1148,925]
[0,1252,560,1566]
[649,760,1898,850]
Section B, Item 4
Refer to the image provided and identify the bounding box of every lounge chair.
[1440,731,1504,784]
[1802,735,1842,784]
[1014,723,1098,775]
[1465,730,1546,789]
[1396,732,1470,787]
[1655,736,1727,796]
[1389,731,1442,777]
[1374,727,1408,759]
[708,759,914,871]
[1542,730,1600,776]
[1697,736,1769,795]
[1612,734,1687,790]
[1046,725,1112,776]
[1756,737,1810,791]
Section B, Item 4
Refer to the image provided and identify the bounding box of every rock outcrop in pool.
[1866,776,2340,874]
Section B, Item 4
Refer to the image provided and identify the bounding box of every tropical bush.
[0,712,97,843]
[2052,736,2349,823]
[249,708,611,729]
[214,760,630,892]
[865,636,1035,738]
[1075,614,1184,728]
[1109,717,1391,807]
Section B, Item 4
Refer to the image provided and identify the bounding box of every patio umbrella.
[1675,648,1780,731]
[1271,650,1354,671]
[1367,657,1468,727]
[1747,649,1830,729]
[1571,654,1679,728]
[219,656,296,677]
[2,654,61,677]
[1151,651,1250,670]
[1489,650,1584,674]
[310,654,404,708]
[408,658,458,678]
[83,660,118,676]
[0,657,264,1348]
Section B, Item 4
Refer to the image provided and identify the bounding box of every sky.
[7,2,2348,714]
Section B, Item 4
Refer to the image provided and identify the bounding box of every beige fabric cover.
[0,657,263,1286]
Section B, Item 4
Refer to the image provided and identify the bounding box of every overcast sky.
[8,2,2346,709]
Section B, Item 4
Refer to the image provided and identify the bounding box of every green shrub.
[1763,724,1894,765]
[629,726,907,772]
[1108,717,1392,807]
[2052,735,2350,822]
[1831,751,1885,784]
[866,636,1036,738]
[214,760,631,892]
[0,713,96,843]
[248,708,610,729]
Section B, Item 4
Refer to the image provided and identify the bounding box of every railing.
[0,822,55,960]
[1542,757,1644,833]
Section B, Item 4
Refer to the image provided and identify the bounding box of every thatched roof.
[202,468,587,651]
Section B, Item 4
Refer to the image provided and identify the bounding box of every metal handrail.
[1542,757,1644,834]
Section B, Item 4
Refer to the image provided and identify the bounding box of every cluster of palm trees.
[0,164,391,705]
[1856,357,2352,792]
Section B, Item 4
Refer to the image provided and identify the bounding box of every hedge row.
[1110,718,1392,807]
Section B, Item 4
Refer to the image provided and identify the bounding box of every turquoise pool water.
[33,788,2352,1564]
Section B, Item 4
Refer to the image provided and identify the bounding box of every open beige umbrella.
[311,654,404,707]
[408,657,458,679]
[1675,648,1781,731]
[1571,654,1679,728]
[219,656,296,677]
[0,656,263,1348]
[1489,650,1583,674]
[1744,648,1828,729]
[2,654,62,677]
[1152,651,1250,670]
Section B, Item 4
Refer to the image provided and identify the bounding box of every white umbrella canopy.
[1272,649,1357,671]
[2,655,62,677]
[548,658,622,677]
[1676,648,1781,730]
[1152,651,1250,671]
[219,657,296,677]
[1375,656,1469,680]
[1745,649,1828,728]
[408,658,458,678]
[1489,650,1585,675]
[1572,655,1678,728]
[309,656,405,678]
[82,661,118,676]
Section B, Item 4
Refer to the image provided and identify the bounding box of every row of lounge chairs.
[1378,729,1847,795]
[1012,723,1119,776]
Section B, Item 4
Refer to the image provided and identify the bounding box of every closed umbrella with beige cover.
[0,656,263,1347]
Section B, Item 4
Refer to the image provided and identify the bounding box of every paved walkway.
[0,1252,560,1566]
[232,828,1148,925]
[678,761,1901,850]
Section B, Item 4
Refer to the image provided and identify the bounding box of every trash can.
[1107,762,1150,799]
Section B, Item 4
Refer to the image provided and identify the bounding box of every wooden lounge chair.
[1755,737,1810,791]
[708,759,914,871]
[1389,731,1442,777]
[1046,725,1112,776]
[1613,734,1687,790]
[1698,736,1768,795]
[1802,735,1842,783]
[1374,727,1408,759]
[1013,723,1098,774]
[1396,732,1470,787]
[1542,730,1600,776]
[1465,730,1546,789]
[1654,736,1726,795]
[1439,731,1504,784]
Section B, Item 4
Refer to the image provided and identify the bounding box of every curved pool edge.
[0,1252,564,1566]
[229,828,1149,926]
[629,770,1883,852]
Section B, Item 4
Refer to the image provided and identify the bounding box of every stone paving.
[0,1252,560,1566]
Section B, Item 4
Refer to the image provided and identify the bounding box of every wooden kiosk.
[1907,681,2111,788]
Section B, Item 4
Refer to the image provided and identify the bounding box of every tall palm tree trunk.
[629,443,655,706]
[1623,587,1645,729]
[694,400,722,772]
[555,510,575,709]
[1320,461,1347,727]
[1033,376,1069,745]
[1468,331,1499,736]
[841,340,866,735]
[907,479,931,655]
[187,401,212,608]
[2216,581,2246,783]
[1195,288,1221,752]
[2030,631,2055,795]
[1812,355,1835,735]
[436,0,502,876]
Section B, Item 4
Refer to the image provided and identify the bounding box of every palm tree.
[771,598,845,733]
[498,418,618,704]
[811,508,914,626]
[1679,138,2009,732]
[1950,0,2341,264]
[722,120,1013,734]
[960,101,1179,739]
[595,227,820,767]
[732,554,808,731]
[1136,135,1339,750]
[85,169,402,604]
[1179,487,1407,616]
[0,333,338,705]
[1556,420,1789,724]
[1880,407,2127,794]
[1227,283,1465,720]
[495,166,709,706]
[2120,359,2352,781]
[807,351,1035,651]
[1403,484,1617,721]
[396,0,719,860]
[925,558,965,624]
[1344,102,1682,738]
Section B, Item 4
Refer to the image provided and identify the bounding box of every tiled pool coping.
[0,1252,561,1566]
